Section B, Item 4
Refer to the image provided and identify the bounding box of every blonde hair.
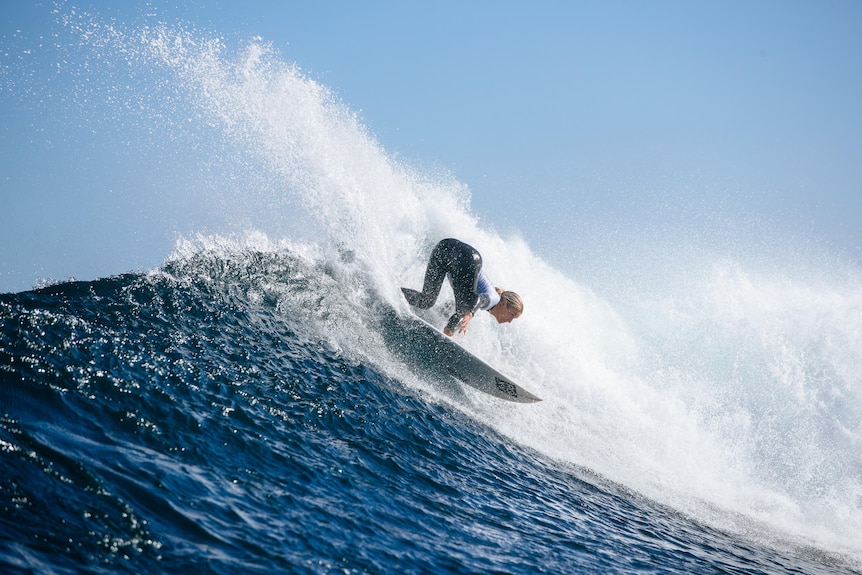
[495,288,523,315]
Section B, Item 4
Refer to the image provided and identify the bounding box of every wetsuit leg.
[401,239,454,308]
[444,241,482,332]
[448,243,482,315]
[402,239,483,330]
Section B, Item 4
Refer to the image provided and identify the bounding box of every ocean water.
[1,250,858,575]
[2,7,862,574]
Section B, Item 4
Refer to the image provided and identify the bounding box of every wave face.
[2,7,862,574]
[0,255,856,575]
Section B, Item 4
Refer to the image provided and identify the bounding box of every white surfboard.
[382,308,541,403]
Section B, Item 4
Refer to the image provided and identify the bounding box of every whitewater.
[1,9,861,574]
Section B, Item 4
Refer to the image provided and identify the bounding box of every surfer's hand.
[458,312,474,334]
[443,327,454,337]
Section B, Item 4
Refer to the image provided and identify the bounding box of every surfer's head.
[491,289,523,324]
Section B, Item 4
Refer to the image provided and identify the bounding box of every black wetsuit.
[402,238,495,333]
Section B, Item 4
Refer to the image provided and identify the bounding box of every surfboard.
[380,307,541,403]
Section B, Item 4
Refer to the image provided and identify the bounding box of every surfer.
[401,238,523,336]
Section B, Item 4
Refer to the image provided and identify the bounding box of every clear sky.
[2,0,861,293]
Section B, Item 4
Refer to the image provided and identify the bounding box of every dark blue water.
[1,250,856,575]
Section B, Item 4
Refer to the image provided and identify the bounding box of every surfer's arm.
[445,290,481,336]
[444,310,474,336]
[457,311,474,334]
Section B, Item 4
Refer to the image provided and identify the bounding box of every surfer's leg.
[449,242,482,314]
[401,240,454,308]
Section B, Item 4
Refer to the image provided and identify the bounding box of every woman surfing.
[401,238,523,337]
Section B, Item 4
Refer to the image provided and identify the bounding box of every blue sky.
[2,1,861,293]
